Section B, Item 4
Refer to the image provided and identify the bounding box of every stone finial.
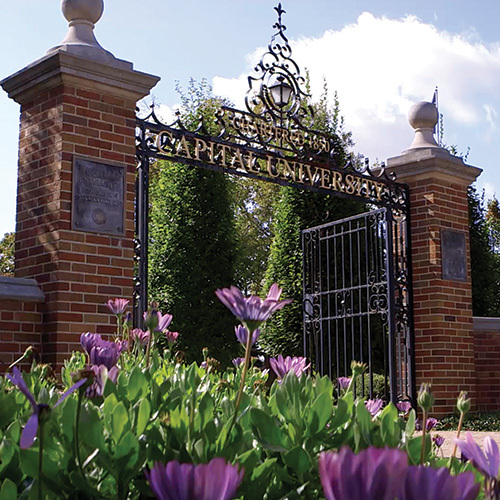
[405,101,441,151]
[47,0,122,66]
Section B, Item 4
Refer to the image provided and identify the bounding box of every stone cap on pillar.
[47,0,124,68]
[386,100,482,186]
[1,0,159,104]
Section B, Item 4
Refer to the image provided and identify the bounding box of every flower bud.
[457,391,471,415]
[124,312,133,328]
[143,303,159,332]
[417,383,434,412]
[350,361,367,377]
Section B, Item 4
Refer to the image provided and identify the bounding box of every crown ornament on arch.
[245,3,315,128]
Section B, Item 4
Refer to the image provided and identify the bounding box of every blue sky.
[2,0,500,235]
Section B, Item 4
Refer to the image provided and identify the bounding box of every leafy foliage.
[1,352,454,500]
[230,178,279,296]
[437,411,500,432]
[0,231,14,276]
[468,186,500,316]
[148,81,238,365]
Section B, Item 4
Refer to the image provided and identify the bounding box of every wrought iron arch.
[134,3,415,405]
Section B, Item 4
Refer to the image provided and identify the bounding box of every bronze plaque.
[72,158,125,236]
[441,229,466,281]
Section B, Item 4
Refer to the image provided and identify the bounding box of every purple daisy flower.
[234,325,260,347]
[454,431,500,480]
[90,341,120,370]
[80,332,101,355]
[397,401,412,414]
[433,435,445,448]
[131,328,150,345]
[7,367,86,449]
[232,357,245,367]
[269,355,310,380]
[215,283,292,333]
[106,298,129,315]
[337,377,351,390]
[143,310,173,332]
[145,457,244,500]
[399,465,479,500]
[164,330,179,345]
[365,398,384,416]
[85,365,119,398]
[426,417,438,431]
[319,446,408,500]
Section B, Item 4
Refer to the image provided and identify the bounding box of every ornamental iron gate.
[134,3,415,405]
[302,209,415,404]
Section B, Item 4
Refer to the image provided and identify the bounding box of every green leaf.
[354,400,374,450]
[0,438,16,474]
[330,398,349,430]
[19,448,38,478]
[0,393,17,429]
[104,395,130,442]
[283,446,311,475]
[79,404,105,450]
[136,398,151,436]
[250,458,278,481]
[405,409,416,436]
[307,391,332,435]
[0,478,17,500]
[250,408,288,451]
[114,431,140,469]
[406,435,432,465]
[57,395,77,440]
[127,367,148,403]
[196,393,214,430]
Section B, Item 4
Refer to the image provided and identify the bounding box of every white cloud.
[212,12,500,163]
[483,103,498,130]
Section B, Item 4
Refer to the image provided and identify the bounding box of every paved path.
[432,431,500,457]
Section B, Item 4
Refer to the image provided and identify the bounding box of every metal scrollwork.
[245,3,314,128]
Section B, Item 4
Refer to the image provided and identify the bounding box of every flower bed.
[0,286,496,499]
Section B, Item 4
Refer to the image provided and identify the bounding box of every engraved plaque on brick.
[441,229,466,281]
[72,158,125,236]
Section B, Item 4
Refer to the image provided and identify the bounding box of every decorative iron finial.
[273,3,287,36]
[245,3,314,127]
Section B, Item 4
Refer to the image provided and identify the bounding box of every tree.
[0,232,14,276]
[148,80,239,365]
[230,178,279,295]
[468,186,500,316]
[439,116,500,317]
[260,87,365,357]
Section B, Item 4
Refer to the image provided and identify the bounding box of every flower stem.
[229,329,254,433]
[38,422,45,500]
[145,330,153,367]
[75,389,84,477]
[451,411,465,460]
[420,410,427,465]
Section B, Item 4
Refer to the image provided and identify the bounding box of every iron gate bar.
[302,209,415,404]
[385,209,398,403]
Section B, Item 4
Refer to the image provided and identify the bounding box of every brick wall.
[14,83,137,366]
[473,317,500,412]
[386,149,481,416]
[409,176,476,414]
[0,277,44,371]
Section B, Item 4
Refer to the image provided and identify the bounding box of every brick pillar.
[1,0,158,367]
[387,102,481,415]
